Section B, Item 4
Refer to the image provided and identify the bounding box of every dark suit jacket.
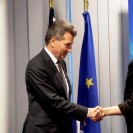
[118,60,133,133]
[22,49,88,133]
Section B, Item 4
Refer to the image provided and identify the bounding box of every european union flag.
[77,11,101,133]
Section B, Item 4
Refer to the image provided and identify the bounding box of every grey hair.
[45,20,77,45]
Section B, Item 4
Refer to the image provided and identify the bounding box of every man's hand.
[87,107,103,122]
[95,106,106,120]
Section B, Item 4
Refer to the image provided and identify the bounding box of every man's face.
[53,32,74,60]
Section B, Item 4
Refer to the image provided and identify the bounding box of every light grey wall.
[0,0,16,132]
[13,0,29,132]
[28,0,44,59]
[0,0,129,133]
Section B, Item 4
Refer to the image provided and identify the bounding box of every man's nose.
[67,46,72,53]
[67,48,72,53]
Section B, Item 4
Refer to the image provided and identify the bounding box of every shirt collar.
[44,46,58,64]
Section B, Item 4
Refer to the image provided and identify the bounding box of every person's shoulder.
[128,59,133,68]
[129,59,133,65]
[127,59,133,71]
[27,50,44,69]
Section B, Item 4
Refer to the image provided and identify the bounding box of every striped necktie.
[57,60,67,93]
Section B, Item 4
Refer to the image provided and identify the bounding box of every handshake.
[87,105,121,122]
[87,106,105,122]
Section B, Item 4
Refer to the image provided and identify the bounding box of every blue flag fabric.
[128,0,133,60]
[77,11,101,133]
[48,7,55,28]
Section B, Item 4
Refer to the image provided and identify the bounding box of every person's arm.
[118,93,133,116]
[118,60,133,116]
[27,66,89,122]
[94,95,133,122]
[103,106,122,116]
[94,105,122,121]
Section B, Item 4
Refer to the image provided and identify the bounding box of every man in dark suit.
[95,60,133,133]
[22,20,100,133]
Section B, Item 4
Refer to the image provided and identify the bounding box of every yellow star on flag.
[85,78,94,89]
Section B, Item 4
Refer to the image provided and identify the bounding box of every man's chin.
[61,55,66,60]
[61,53,67,59]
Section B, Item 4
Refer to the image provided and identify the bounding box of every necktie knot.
[57,60,62,70]
[56,60,61,65]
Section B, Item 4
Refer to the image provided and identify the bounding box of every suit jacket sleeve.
[26,63,88,122]
[118,60,133,117]
[118,93,133,117]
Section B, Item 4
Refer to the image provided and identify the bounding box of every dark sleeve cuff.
[75,104,88,123]
[118,98,133,117]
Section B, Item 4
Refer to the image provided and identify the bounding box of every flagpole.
[84,0,89,11]
[49,0,53,8]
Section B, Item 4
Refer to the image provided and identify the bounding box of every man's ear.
[50,37,57,48]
